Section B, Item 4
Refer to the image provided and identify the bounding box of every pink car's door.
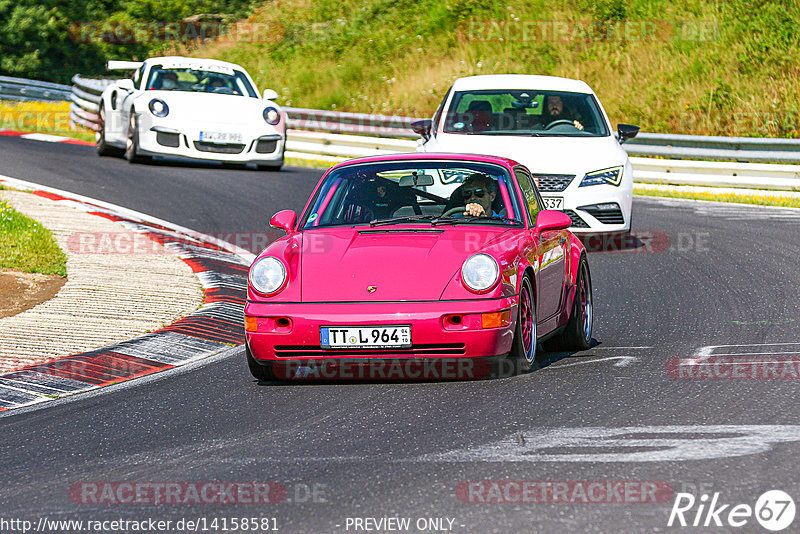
[515,167,566,320]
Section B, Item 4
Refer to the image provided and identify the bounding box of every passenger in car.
[466,100,493,132]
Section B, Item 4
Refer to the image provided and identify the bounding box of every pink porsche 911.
[244,153,592,381]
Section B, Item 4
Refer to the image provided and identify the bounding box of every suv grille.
[533,174,575,192]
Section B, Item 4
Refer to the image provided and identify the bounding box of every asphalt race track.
[2,137,800,532]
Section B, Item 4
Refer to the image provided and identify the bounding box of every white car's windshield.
[145,66,258,98]
[299,161,526,229]
[443,90,609,137]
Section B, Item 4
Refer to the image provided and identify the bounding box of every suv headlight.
[263,107,280,125]
[579,166,623,187]
[249,256,287,295]
[461,253,499,292]
[148,98,169,117]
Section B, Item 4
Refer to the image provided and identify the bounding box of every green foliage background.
[0,0,257,83]
[3,0,800,136]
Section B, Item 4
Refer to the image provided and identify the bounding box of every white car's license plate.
[321,326,411,349]
[199,131,243,143]
[542,196,564,210]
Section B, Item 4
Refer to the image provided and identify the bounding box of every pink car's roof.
[328,152,523,171]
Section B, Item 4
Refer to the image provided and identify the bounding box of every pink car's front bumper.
[245,296,519,369]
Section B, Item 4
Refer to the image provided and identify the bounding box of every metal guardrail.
[0,76,72,102]
[625,133,800,164]
[283,107,419,139]
[68,75,114,131]
[54,75,800,189]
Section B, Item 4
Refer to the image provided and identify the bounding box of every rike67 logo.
[668,490,796,531]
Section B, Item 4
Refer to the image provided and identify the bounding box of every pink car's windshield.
[299,161,524,229]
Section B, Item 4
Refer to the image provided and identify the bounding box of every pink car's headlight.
[461,253,499,293]
[249,256,287,295]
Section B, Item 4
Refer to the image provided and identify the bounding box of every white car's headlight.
[461,253,499,292]
[249,256,287,295]
[263,107,280,125]
[579,166,623,187]
[148,98,169,117]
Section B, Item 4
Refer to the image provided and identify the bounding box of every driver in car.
[459,174,500,217]
[540,95,584,131]
[160,71,178,90]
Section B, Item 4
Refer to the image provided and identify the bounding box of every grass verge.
[633,187,800,208]
[0,199,67,276]
[0,100,95,143]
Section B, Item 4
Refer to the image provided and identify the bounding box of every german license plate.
[542,196,564,210]
[321,326,411,349]
[199,131,242,143]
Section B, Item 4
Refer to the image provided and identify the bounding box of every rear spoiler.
[107,60,143,71]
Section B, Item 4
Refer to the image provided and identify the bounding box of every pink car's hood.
[300,226,511,302]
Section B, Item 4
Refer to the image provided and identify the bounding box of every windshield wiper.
[432,216,523,227]
[369,214,438,227]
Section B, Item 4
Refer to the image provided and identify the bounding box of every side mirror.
[118,79,134,91]
[534,210,572,233]
[617,123,640,144]
[262,88,279,101]
[270,209,297,234]
[410,119,432,141]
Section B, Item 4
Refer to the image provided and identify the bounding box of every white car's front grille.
[193,141,245,154]
[532,174,575,192]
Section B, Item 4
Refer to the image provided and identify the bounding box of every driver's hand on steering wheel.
[464,203,486,217]
[573,120,584,130]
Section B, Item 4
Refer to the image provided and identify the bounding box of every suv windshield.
[299,161,524,229]
[443,89,609,137]
[145,65,258,98]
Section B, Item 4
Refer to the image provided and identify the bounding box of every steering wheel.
[544,119,576,130]
[441,206,469,217]
[344,203,374,223]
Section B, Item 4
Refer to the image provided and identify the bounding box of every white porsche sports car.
[413,74,639,234]
[96,56,286,170]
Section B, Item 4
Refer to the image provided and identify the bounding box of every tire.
[246,345,277,382]
[96,104,123,157]
[508,275,537,374]
[124,111,150,164]
[545,257,593,352]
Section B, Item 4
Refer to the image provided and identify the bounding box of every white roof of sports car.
[108,56,248,73]
[451,74,595,95]
[145,56,246,71]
